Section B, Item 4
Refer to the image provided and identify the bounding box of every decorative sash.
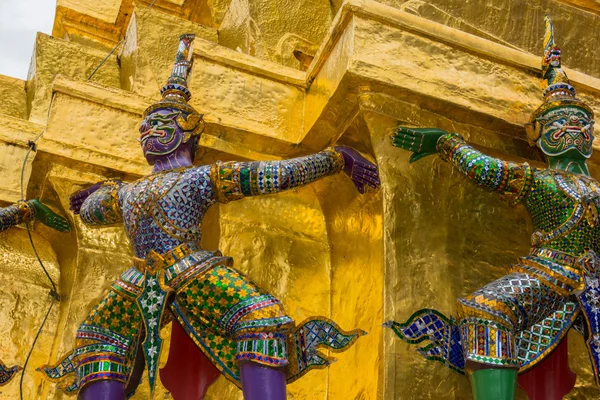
[531,173,600,246]
[132,242,215,393]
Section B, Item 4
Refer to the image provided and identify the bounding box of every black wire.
[25,222,59,295]
[19,132,60,399]
[20,146,33,200]
[88,1,161,81]
[87,38,125,81]
[19,139,58,294]
[19,299,55,400]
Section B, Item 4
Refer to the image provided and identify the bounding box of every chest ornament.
[531,172,600,246]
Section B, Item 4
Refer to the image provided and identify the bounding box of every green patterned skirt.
[40,247,364,395]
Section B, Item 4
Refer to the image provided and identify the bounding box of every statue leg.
[240,361,287,400]
[457,272,565,400]
[468,364,517,400]
[79,380,126,400]
[42,289,142,399]
[40,283,149,398]
[173,264,296,400]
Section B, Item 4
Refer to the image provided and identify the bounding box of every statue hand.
[334,146,380,194]
[391,127,448,163]
[29,199,70,232]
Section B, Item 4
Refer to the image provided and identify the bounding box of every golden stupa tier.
[1,0,600,398]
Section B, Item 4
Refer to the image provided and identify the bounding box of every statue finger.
[355,167,379,180]
[55,222,70,232]
[361,161,378,171]
[354,162,377,173]
[394,131,415,141]
[406,142,424,153]
[391,133,410,143]
[355,167,381,185]
[354,180,365,194]
[58,217,71,232]
[392,135,414,148]
[391,140,406,149]
[396,127,419,137]
[355,175,380,188]
[363,177,381,188]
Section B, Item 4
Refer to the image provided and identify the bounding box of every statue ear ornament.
[177,112,205,142]
[524,122,541,146]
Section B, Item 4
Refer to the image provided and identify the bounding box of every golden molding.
[53,0,217,47]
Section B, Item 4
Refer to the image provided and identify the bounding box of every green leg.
[469,368,517,400]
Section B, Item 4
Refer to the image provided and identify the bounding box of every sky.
[0,1,56,80]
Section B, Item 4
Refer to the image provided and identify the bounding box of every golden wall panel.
[350,16,543,126]
[316,167,384,400]
[203,0,235,27]
[377,0,600,78]
[0,228,61,400]
[42,91,149,176]
[210,187,333,399]
[0,143,33,203]
[27,33,121,125]
[218,0,333,69]
[303,17,354,147]
[0,76,27,120]
[0,116,43,203]
[189,54,306,144]
[120,5,218,97]
[58,0,123,24]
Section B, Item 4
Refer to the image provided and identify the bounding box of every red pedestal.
[517,338,576,400]
[160,320,221,400]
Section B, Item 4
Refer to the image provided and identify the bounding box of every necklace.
[126,171,183,238]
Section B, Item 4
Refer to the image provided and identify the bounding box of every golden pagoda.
[1,0,600,398]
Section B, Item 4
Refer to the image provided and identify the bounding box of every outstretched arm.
[0,202,33,232]
[71,180,124,226]
[0,200,70,233]
[210,147,379,203]
[392,127,533,205]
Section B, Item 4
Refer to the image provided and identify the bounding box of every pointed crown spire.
[528,15,593,127]
[144,33,201,121]
[539,15,575,100]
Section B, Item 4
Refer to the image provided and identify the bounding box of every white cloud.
[0,1,56,79]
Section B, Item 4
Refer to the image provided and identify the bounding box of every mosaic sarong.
[386,249,583,374]
[40,248,364,394]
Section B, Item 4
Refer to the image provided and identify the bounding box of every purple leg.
[79,380,126,400]
[240,362,287,400]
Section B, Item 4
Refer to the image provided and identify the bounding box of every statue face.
[536,105,595,159]
[139,108,185,164]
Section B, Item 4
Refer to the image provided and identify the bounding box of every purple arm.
[70,180,122,215]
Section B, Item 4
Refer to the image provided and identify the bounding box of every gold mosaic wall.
[2,0,600,399]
